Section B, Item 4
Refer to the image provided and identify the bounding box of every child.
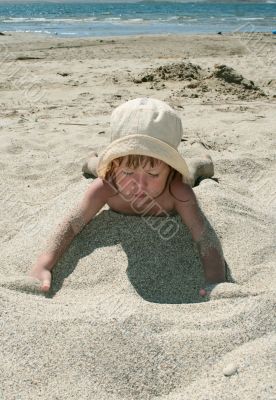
[30,97,226,297]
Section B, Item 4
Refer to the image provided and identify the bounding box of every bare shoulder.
[170,175,197,206]
[84,177,117,201]
[73,178,117,227]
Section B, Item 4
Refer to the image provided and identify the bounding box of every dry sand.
[0,32,275,400]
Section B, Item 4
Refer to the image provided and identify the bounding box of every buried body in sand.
[30,97,227,297]
[1,33,274,400]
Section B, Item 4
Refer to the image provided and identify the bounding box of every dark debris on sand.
[212,64,258,90]
[132,62,266,100]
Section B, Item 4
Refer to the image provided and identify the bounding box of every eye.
[122,170,133,176]
[148,172,159,177]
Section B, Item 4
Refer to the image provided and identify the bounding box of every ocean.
[0,1,275,38]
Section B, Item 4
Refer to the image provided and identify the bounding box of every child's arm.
[30,178,112,292]
[172,181,226,292]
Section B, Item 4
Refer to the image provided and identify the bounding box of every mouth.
[134,192,147,199]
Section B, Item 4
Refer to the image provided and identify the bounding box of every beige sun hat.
[97,97,191,183]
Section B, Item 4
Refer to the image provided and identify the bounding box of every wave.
[0,16,270,28]
[0,15,198,25]
[1,17,98,23]
[237,17,265,21]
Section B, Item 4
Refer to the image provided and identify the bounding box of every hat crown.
[110,98,183,149]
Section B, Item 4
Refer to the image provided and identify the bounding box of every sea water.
[0,1,275,37]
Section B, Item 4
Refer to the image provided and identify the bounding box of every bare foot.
[186,154,214,187]
[82,151,99,176]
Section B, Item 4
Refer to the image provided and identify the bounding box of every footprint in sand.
[6,143,23,154]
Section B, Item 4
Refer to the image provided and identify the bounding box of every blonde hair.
[104,154,170,180]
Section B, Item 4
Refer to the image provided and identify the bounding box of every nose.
[134,173,148,193]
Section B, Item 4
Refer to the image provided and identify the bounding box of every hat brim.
[96,134,191,184]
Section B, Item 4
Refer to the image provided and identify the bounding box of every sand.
[0,32,275,400]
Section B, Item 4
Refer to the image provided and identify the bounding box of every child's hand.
[199,283,219,297]
[29,265,52,292]
[199,282,246,300]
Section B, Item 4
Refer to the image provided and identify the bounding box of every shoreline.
[1,30,275,38]
[1,31,275,58]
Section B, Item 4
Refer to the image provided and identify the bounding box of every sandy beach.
[0,32,275,399]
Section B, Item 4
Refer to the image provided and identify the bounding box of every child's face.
[113,157,171,202]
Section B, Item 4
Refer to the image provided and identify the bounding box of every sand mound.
[133,62,202,83]
[212,64,257,89]
[132,62,266,100]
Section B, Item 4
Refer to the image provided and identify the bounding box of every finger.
[199,288,208,297]
[41,279,51,292]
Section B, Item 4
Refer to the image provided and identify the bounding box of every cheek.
[116,175,139,194]
[152,176,166,187]
[142,178,165,196]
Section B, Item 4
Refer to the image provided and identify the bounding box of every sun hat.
[96,97,191,183]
